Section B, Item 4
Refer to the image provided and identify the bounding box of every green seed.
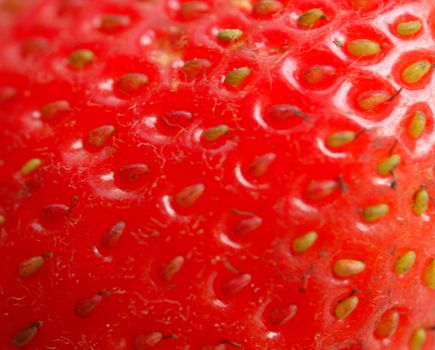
[217,29,243,43]
[335,295,358,320]
[292,231,318,253]
[363,204,389,222]
[424,259,435,289]
[203,124,230,142]
[357,90,391,111]
[396,21,422,36]
[347,39,381,57]
[413,187,429,215]
[334,259,365,278]
[297,8,325,28]
[0,214,5,225]
[378,154,401,176]
[395,250,416,275]
[224,67,251,88]
[409,328,426,350]
[327,131,356,148]
[21,158,42,176]
[408,111,426,139]
[402,60,432,84]
[68,49,95,69]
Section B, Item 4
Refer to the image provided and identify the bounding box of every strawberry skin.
[1,0,435,349]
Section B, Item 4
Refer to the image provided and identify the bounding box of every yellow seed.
[357,90,391,111]
[68,49,95,69]
[363,204,389,222]
[335,295,358,320]
[347,39,381,57]
[409,328,426,350]
[117,73,149,95]
[297,8,325,28]
[182,59,212,80]
[292,231,318,253]
[0,214,5,225]
[327,131,356,148]
[395,250,416,275]
[203,125,230,142]
[224,67,251,87]
[424,259,435,289]
[21,158,42,176]
[252,0,282,17]
[402,60,432,84]
[378,154,401,176]
[408,111,426,139]
[217,29,243,43]
[88,125,115,147]
[413,187,429,216]
[231,0,252,11]
[334,259,365,278]
[305,179,339,200]
[396,21,422,36]
[178,1,209,20]
[248,153,276,177]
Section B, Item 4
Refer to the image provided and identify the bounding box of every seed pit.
[394,51,435,89]
[295,49,343,90]
[339,25,391,64]
[391,14,423,39]
[348,75,399,119]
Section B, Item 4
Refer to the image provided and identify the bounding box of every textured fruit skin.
[1,0,435,349]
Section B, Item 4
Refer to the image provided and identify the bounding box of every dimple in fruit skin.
[1,0,435,349]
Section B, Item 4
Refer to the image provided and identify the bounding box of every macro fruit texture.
[1,0,435,349]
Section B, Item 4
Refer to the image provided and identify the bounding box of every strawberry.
[1,0,435,349]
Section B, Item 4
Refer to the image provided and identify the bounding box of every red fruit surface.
[1,0,435,349]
